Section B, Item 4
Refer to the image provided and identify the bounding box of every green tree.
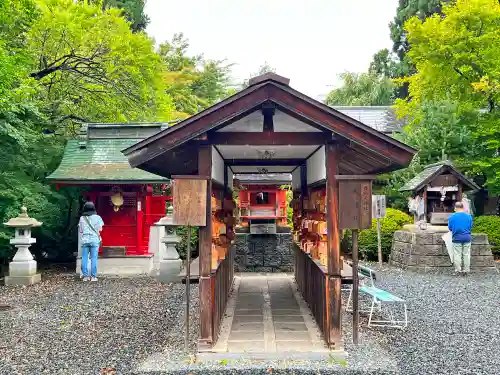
[398,0,500,193]
[370,0,450,98]
[398,100,476,165]
[324,72,395,106]
[242,62,276,88]
[160,33,232,117]
[104,0,149,32]
[28,0,173,127]
[84,0,149,32]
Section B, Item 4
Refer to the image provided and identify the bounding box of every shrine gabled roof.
[332,106,405,134]
[47,123,170,184]
[123,73,417,177]
[399,161,480,192]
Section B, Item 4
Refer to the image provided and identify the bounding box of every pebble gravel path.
[2,265,500,374]
[0,274,198,375]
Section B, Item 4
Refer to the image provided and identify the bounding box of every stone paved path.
[210,273,329,355]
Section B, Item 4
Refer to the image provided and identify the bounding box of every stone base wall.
[234,233,293,272]
[390,231,496,271]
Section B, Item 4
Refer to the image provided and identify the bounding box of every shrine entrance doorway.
[123,73,415,352]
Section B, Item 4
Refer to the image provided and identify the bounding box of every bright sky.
[145,0,397,100]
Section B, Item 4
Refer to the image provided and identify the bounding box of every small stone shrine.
[4,207,43,285]
[390,161,495,271]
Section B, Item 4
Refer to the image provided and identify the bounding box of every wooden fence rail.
[293,242,330,346]
[211,245,235,342]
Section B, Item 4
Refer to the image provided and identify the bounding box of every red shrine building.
[235,173,290,233]
[47,123,172,274]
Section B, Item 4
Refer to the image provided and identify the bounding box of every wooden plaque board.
[338,180,372,230]
[172,177,208,226]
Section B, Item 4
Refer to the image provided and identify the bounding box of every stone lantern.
[4,206,43,285]
[155,203,182,283]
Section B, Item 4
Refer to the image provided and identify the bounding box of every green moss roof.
[47,138,167,183]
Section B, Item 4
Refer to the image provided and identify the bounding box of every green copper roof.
[399,161,479,192]
[47,138,168,184]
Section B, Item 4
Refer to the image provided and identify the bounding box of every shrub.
[342,208,412,262]
[175,225,199,260]
[473,215,500,256]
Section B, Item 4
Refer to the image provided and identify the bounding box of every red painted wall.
[90,189,171,256]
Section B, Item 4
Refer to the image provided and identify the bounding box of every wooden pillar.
[198,145,213,347]
[325,144,342,347]
[300,163,308,213]
[136,191,144,254]
[223,163,229,198]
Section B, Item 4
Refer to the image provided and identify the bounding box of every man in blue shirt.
[448,202,473,275]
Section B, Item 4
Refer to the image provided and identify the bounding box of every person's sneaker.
[91,277,98,282]
[82,277,90,281]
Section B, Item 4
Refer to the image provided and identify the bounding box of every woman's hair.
[82,201,97,216]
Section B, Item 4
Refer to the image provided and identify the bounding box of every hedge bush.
[176,226,199,260]
[343,208,412,262]
[473,215,500,256]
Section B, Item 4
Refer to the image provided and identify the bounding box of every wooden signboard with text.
[172,176,208,226]
[338,177,373,230]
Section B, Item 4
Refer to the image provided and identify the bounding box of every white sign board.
[372,195,386,219]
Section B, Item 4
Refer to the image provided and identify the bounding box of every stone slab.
[228,331,265,341]
[230,322,264,331]
[274,322,308,332]
[272,315,305,323]
[275,341,315,352]
[5,273,41,286]
[227,341,266,352]
[232,315,263,324]
[390,230,496,272]
[275,331,312,341]
[76,255,154,276]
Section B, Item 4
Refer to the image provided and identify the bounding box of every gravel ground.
[0,273,199,375]
[2,265,500,375]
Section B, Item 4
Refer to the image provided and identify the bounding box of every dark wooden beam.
[228,159,304,166]
[209,132,330,146]
[198,145,213,348]
[325,144,342,348]
[262,102,275,132]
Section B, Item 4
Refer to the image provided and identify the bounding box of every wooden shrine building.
[123,73,416,350]
[399,160,479,224]
[47,123,172,275]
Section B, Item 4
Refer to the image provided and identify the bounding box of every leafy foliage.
[0,0,236,267]
[350,209,412,261]
[176,226,199,260]
[473,215,500,255]
[104,0,149,32]
[324,72,395,106]
[396,100,476,165]
[242,62,276,88]
[399,0,500,194]
[28,0,173,126]
[370,0,450,99]
[160,33,233,118]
